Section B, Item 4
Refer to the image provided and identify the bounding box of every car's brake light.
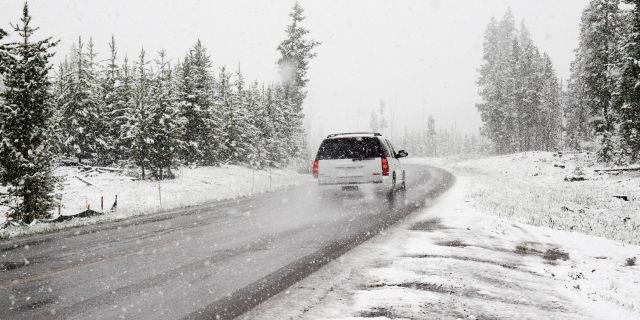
[313,160,319,178]
[381,157,389,176]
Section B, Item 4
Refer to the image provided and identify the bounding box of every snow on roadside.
[0,165,310,239]
[437,151,640,246]
[242,155,640,319]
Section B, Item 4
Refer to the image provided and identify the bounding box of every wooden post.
[88,204,90,210]
[32,211,35,221]
[58,205,61,217]
[19,211,22,221]
[5,212,8,220]
[158,178,162,205]
[101,196,104,210]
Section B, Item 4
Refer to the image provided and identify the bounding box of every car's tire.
[396,182,407,207]
[387,174,396,203]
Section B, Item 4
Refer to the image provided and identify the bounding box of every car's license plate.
[342,186,358,191]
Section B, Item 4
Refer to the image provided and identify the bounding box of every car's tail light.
[313,160,319,178]
[381,157,389,176]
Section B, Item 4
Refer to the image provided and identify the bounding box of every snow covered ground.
[242,152,640,319]
[0,165,310,239]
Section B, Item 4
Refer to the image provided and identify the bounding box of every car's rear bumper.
[316,177,392,197]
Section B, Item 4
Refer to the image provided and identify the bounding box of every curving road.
[0,164,454,320]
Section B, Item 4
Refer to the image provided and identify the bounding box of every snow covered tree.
[177,40,218,164]
[252,84,282,168]
[217,66,257,165]
[477,10,517,154]
[58,36,103,164]
[427,115,437,156]
[0,3,60,221]
[277,1,320,161]
[114,55,136,163]
[378,100,388,134]
[614,0,640,161]
[51,56,71,157]
[124,48,153,178]
[565,54,592,150]
[100,35,130,164]
[515,23,543,151]
[539,54,563,151]
[259,84,292,167]
[146,50,184,179]
[568,0,624,161]
[242,81,265,168]
[277,1,320,108]
[86,37,110,164]
[477,9,562,154]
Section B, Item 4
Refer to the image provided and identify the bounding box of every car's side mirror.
[396,150,408,158]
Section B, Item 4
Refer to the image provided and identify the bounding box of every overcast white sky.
[1,0,590,148]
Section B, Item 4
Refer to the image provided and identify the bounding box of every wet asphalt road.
[0,164,454,320]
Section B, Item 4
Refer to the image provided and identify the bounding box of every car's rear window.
[315,137,385,160]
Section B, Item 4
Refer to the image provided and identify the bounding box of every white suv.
[313,132,408,201]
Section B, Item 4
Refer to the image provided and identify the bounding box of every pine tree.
[477,9,562,154]
[539,54,563,151]
[378,100,388,134]
[0,3,60,221]
[427,116,437,156]
[277,1,321,107]
[86,37,110,164]
[125,48,153,179]
[261,84,290,166]
[229,67,258,164]
[216,67,234,163]
[574,0,623,161]
[277,1,320,162]
[241,80,262,168]
[51,57,71,157]
[615,0,640,161]
[477,10,517,154]
[516,23,544,151]
[101,35,128,164]
[177,40,218,165]
[254,84,282,168]
[565,55,592,150]
[115,55,136,162]
[59,36,102,164]
[146,50,184,179]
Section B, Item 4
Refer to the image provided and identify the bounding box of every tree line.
[397,116,489,158]
[479,2,640,164]
[53,37,306,177]
[0,2,319,220]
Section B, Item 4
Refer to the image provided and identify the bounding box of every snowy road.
[0,164,453,319]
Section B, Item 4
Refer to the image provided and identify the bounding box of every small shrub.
[569,271,584,280]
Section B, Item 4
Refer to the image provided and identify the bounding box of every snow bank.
[419,151,640,246]
[0,165,310,239]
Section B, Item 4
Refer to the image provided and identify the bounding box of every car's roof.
[325,132,383,139]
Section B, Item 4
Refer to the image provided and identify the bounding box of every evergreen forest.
[0,2,318,219]
[476,1,640,164]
